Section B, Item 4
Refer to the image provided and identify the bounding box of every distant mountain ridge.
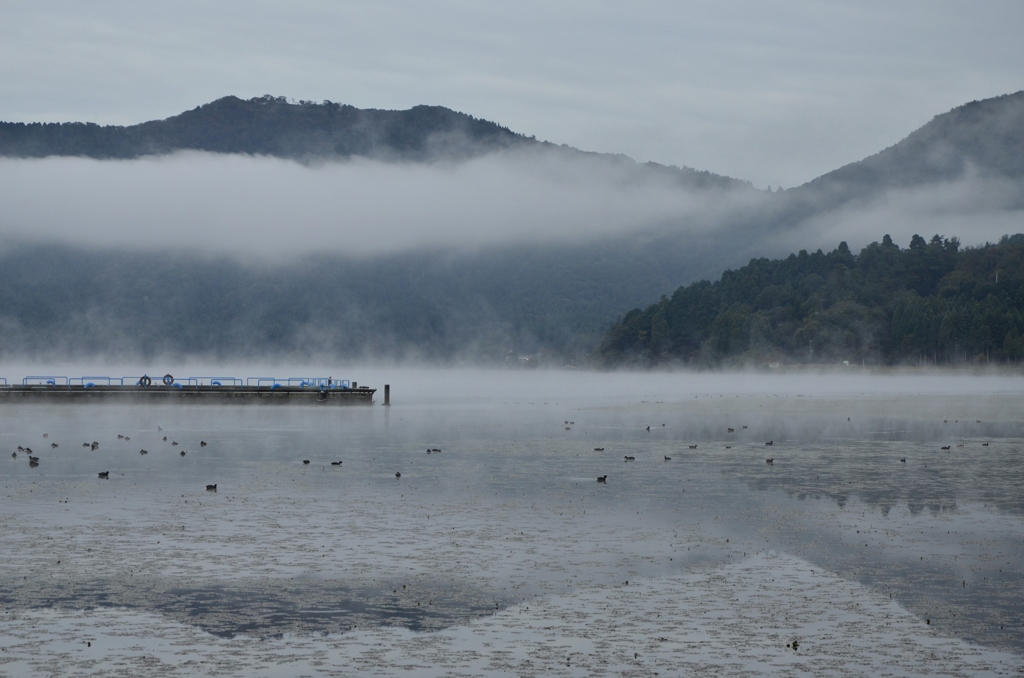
[0,94,749,191]
[789,90,1024,205]
[0,91,1022,363]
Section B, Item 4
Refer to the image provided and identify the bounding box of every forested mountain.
[0,234,719,364]
[0,91,1022,363]
[0,95,747,190]
[0,95,525,161]
[596,234,1024,367]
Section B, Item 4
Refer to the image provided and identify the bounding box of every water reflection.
[1,374,1023,654]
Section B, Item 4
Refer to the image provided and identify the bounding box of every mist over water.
[2,369,1023,673]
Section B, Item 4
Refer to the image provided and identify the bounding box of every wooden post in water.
[384,384,390,406]
[352,382,357,389]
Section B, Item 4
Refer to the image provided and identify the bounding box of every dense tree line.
[596,234,1024,367]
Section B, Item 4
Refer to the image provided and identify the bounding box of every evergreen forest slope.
[596,234,1024,367]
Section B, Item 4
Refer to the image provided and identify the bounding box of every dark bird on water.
[303,459,310,464]
[646,426,650,431]
[982,442,990,446]
[597,475,607,483]
[766,459,774,464]
[200,441,207,447]
[624,456,635,462]
[900,458,906,463]
[171,441,178,446]
[91,442,99,450]
[727,428,735,433]
[765,441,773,446]
[395,472,401,478]
[140,449,148,455]
[688,444,697,449]
[664,456,672,461]
[180,450,186,457]
[10,452,15,458]
[29,460,39,468]
[82,443,90,448]
[206,484,217,491]
[17,446,23,451]
[98,471,109,479]
[163,436,168,441]
[28,456,40,463]
[331,461,342,466]
[24,447,32,454]
[43,433,48,438]
[51,443,58,448]
[594,447,604,451]
[941,445,951,451]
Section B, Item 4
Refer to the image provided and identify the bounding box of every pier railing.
[10,375,356,390]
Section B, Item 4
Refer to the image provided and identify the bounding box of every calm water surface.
[2,369,1023,671]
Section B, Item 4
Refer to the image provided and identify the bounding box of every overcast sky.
[1,1,1022,188]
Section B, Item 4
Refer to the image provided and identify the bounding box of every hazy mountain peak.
[0,94,749,190]
[0,94,530,162]
[800,89,1024,197]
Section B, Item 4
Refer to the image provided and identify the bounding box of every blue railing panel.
[23,376,68,386]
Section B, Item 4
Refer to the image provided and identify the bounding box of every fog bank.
[0,150,756,258]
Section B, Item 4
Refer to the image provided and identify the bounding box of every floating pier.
[0,375,377,405]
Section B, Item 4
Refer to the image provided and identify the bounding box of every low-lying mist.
[0,149,757,258]
[0,144,1021,364]
[783,172,1024,255]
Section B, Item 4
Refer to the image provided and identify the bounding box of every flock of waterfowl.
[9,415,984,492]
[577,418,978,483]
[10,429,212,489]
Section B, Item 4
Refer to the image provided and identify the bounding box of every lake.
[2,368,1023,675]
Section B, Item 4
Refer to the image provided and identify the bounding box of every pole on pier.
[384,384,390,406]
